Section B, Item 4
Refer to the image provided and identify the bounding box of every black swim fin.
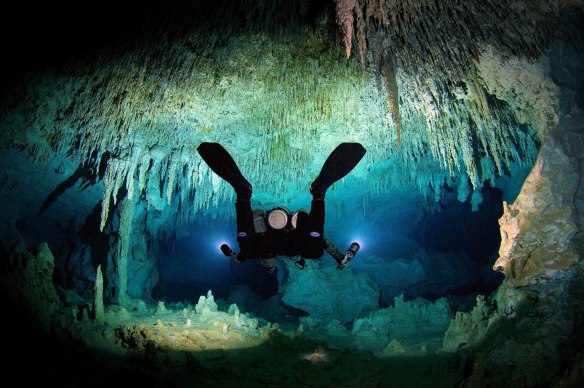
[310,142,366,198]
[197,142,252,199]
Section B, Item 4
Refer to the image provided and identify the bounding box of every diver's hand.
[337,252,354,270]
[337,258,349,270]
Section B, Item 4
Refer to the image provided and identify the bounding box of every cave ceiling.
[0,0,572,235]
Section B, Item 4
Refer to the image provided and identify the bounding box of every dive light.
[338,242,360,271]
[220,243,241,263]
[220,244,233,257]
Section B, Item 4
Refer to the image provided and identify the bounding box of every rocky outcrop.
[297,294,452,354]
[493,132,581,286]
[4,243,62,331]
[280,260,379,323]
[450,33,584,385]
[477,45,560,137]
[442,295,492,352]
[352,295,451,353]
[194,290,219,315]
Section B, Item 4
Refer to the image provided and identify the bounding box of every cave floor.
[28,307,465,387]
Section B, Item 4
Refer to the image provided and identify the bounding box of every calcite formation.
[280,260,379,323]
[0,0,554,241]
[441,56,584,385]
[94,264,105,323]
[7,242,62,331]
[442,295,492,352]
[297,294,452,354]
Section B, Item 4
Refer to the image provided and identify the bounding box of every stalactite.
[138,154,152,194]
[0,0,560,237]
[166,152,179,205]
[100,162,116,232]
[125,147,143,200]
[380,61,401,145]
[334,0,358,59]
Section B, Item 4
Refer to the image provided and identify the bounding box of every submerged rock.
[280,260,379,323]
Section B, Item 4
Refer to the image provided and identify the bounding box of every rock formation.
[280,259,379,323]
[4,242,62,331]
[0,0,582,386]
[94,264,105,323]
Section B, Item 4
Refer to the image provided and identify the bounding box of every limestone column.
[116,197,135,306]
[95,265,105,322]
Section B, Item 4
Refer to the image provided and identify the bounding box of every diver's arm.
[235,199,255,248]
[324,239,344,263]
[325,240,360,270]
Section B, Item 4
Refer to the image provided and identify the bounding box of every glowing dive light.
[338,242,360,271]
[220,244,233,257]
[221,243,242,264]
[220,244,242,264]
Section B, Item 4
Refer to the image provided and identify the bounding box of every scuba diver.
[197,142,366,273]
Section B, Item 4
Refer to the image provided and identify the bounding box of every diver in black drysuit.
[196,142,366,271]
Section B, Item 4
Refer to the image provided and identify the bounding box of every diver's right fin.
[310,142,366,198]
[197,142,251,199]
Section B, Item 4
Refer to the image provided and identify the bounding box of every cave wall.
[453,97,584,387]
[443,28,584,386]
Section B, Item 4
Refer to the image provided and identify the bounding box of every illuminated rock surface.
[1,0,583,386]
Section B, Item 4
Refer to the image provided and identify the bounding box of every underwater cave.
[1,1,583,386]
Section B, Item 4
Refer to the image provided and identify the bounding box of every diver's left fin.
[197,142,251,199]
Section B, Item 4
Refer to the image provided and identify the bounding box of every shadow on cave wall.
[408,183,506,305]
[415,184,503,263]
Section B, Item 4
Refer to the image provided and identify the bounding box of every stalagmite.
[94,265,105,323]
[442,295,491,352]
[116,198,135,307]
